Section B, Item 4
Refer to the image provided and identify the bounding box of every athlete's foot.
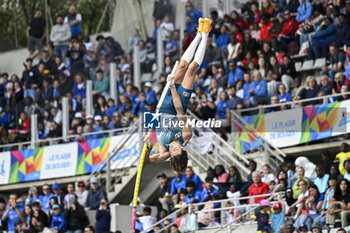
[203,18,213,33]
[197,18,205,34]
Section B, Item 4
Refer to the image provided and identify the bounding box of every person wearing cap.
[144,82,157,105]
[50,204,66,233]
[270,196,286,233]
[93,70,109,96]
[165,33,178,57]
[246,199,271,232]
[75,181,89,207]
[52,183,65,209]
[85,177,106,211]
[310,222,322,233]
[248,171,269,204]
[93,115,103,133]
[50,15,71,59]
[39,184,54,212]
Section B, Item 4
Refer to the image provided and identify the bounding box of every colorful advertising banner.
[0,134,141,185]
[236,100,350,153]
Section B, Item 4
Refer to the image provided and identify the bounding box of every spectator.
[227,61,244,86]
[36,221,53,233]
[22,58,40,101]
[64,193,88,233]
[336,142,350,175]
[213,164,228,183]
[246,70,268,107]
[200,177,220,201]
[64,6,82,38]
[156,173,173,214]
[248,171,269,204]
[300,76,319,105]
[335,14,350,47]
[164,34,178,58]
[170,171,186,204]
[290,179,309,221]
[271,197,286,233]
[39,184,54,212]
[185,1,202,27]
[75,181,88,207]
[314,175,337,227]
[184,167,203,192]
[50,15,71,59]
[93,70,109,96]
[279,55,296,92]
[26,186,40,205]
[246,199,271,232]
[85,177,106,210]
[67,40,85,76]
[195,93,216,120]
[128,28,141,53]
[160,15,174,41]
[261,164,276,184]
[83,226,94,233]
[52,183,64,208]
[296,0,312,23]
[216,25,230,54]
[50,204,66,233]
[72,73,86,100]
[139,207,155,233]
[314,165,329,193]
[185,180,201,204]
[26,10,46,59]
[2,194,24,233]
[95,197,110,233]
[31,201,48,227]
[197,196,217,229]
[326,179,350,228]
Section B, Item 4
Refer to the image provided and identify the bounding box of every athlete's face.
[169,141,183,157]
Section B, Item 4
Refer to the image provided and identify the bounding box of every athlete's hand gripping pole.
[131,61,179,233]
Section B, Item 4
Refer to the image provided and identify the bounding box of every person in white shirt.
[261,164,276,185]
[75,180,88,206]
[160,15,174,41]
[138,206,155,233]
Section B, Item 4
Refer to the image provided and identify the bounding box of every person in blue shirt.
[296,0,312,23]
[242,73,254,103]
[200,177,220,202]
[39,184,54,212]
[51,204,66,233]
[314,165,329,193]
[185,181,201,204]
[186,15,197,36]
[72,74,86,100]
[93,115,103,133]
[215,91,229,128]
[278,84,291,103]
[165,35,178,57]
[184,166,203,192]
[105,98,118,120]
[64,6,82,37]
[226,85,243,111]
[227,61,244,86]
[132,91,148,116]
[246,70,268,108]
[144,82,157,105]
[185,2,202,27]
[170,171,187,200]
[216,25,230,54]
[2,194,24,233]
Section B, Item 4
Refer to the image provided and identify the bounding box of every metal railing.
[230,110,286,170]
[144,192,283,233]
[238,90,350,115]
[187,110,251,177]
[0,126,132,151]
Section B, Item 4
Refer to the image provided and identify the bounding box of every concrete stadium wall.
[0,48,28,77]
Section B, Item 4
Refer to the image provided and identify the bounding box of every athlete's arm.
[168,75,192,143]
[143,134,170,164]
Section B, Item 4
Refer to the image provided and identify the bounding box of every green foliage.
[0,0,110,48]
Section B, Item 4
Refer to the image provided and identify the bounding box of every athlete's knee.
[178,60,188,70]
[188,62,199,73]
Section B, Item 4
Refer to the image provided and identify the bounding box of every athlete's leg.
[174,18,204,84]
[181,18,212,90]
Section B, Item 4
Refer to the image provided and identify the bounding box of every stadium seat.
[295,62,302,72]
[301,60,314,71]
[314,58,326,69]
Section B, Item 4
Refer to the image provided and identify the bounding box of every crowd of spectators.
[2,0,350,148]
[145,142,350,233]
[0,178,113,233]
